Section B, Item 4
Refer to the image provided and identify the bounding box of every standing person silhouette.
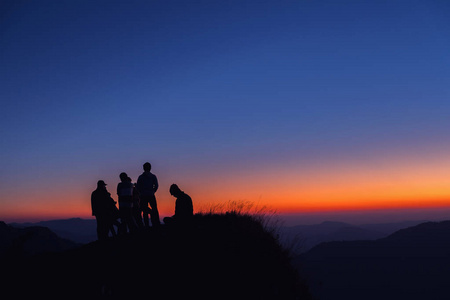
[91,180,119,240]
[128,177,144,228]
[137,162,160,227]
[117,172,137,234]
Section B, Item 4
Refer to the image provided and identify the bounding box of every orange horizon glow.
[0,193,450,222]
[4,197,450,223]
[2,148,450,223]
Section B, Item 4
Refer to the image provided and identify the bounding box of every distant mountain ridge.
[296,220,450,300]
[10,218,97,244]
[279,220,427,253]
[9,217,429,249]
[0,221,78,257]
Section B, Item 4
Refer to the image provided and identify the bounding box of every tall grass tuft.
[197,200,281,238]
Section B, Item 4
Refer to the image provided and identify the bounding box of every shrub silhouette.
[5,212,311,299]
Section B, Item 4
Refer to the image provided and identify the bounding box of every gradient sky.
[1,0,450,223]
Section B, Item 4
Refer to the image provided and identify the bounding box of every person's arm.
[188,196,194,216]
[174,198,179,217]
[153,175,159,193]
[136,176,142,193]
[91,193,95,216]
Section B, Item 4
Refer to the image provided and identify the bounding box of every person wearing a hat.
[91,180,120,240]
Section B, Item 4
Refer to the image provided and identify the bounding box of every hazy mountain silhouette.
[295,220,450,300]
[0,221,78,258]
[359,220,428,235]
[4,213,311,299]
[280,220,426,253]
[10,218,427,249]
[10,218,97,244]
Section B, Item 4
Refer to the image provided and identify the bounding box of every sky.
[1,0,450,224]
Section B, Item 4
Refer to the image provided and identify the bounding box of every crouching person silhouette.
[91,180,120,240]
[163,184,194,225]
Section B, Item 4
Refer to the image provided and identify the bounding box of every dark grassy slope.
[5,213,311,299]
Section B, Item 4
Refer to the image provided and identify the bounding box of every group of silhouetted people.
[91,162,193,240]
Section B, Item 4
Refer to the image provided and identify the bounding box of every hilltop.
[4,213,311,299]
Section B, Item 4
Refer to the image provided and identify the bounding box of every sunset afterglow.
[1,1,450,223]
[3,145,450,222]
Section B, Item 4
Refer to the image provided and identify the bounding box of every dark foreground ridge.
[4,213,311,299]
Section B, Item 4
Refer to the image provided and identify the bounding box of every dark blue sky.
[1,0,450,221]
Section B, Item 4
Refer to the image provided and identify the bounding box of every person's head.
[97,180,107,190]
[127,177,132,183]
[143,162,151,172]
[170,184,182,197]
[120,172,128,182]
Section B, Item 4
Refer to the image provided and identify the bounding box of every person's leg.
[148,195,160,226]
[163,216,174,225]
[141,196,150,227]
[133,207,144,229]
[96,216,108,240]
[109,224,117,237]
[125,208,137,232]
[112,219,121,235]
[119,209,128,234]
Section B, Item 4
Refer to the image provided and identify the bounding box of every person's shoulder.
[92,189,107,198]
